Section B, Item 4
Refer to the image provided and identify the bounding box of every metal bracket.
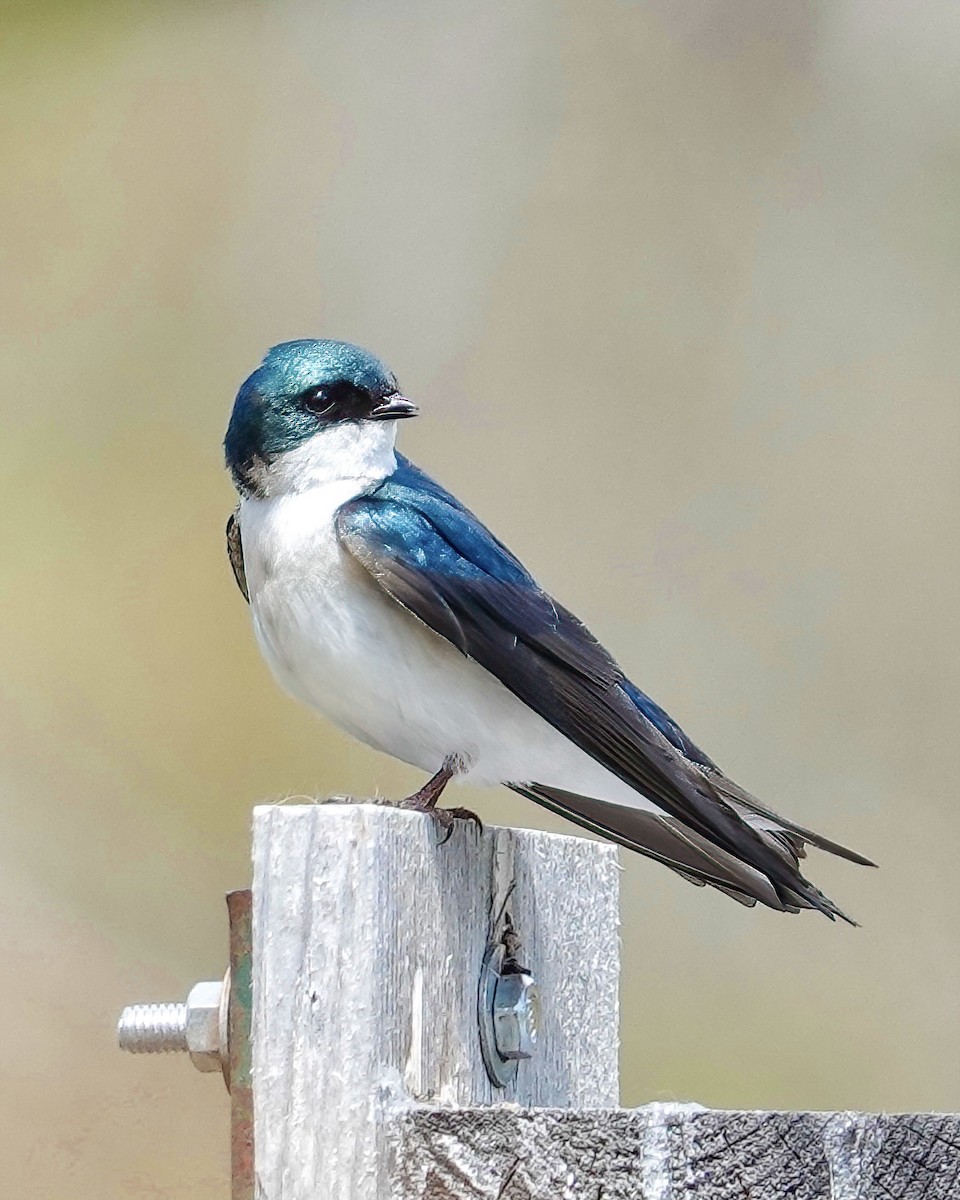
[115,889,253,1200]
[226,889,253,1200]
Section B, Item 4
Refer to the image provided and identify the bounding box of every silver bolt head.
[185,980,223,1073]
[493,972,540,1061]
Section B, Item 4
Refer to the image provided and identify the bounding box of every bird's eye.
[300,386,336,416]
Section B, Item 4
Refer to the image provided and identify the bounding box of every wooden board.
[251,803,621,1200]
[392,1103,960,1198]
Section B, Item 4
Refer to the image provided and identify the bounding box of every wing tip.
[515,781,863,924]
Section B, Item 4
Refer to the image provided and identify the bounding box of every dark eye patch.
[298,380,368,421]
[300,385,337,415]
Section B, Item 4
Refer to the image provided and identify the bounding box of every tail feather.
[711,774,877,868]
[511,780,869,924]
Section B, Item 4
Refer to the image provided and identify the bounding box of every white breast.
[237,430,655,810]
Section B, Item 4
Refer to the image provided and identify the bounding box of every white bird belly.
[239,486,655,810]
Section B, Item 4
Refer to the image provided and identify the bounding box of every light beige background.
[3,2,958,1196]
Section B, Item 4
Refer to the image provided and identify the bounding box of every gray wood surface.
[392,1103,960,1199]
[249,802,957,1200]
[251,803,620,1200]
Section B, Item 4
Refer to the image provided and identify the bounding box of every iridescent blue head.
[224,339,417,496]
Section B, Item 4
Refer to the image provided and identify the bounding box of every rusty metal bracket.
[226,889,254,1200]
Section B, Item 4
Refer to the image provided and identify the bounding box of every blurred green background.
[3,1,959,1195]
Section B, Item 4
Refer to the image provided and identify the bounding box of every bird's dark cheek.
[232,456,270,499]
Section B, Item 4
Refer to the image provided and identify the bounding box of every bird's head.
[224,339,417,497]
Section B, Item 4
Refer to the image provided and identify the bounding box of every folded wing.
[336,456,873,919]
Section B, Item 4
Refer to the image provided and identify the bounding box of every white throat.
[253,420,399,498]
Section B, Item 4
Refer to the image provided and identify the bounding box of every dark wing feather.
[226,509,249,602]
[511,783,786,909]
[709,774,876,868]
[337,460,870,919]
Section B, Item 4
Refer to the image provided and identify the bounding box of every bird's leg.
[402,759,458,811]
[399,755,482,842]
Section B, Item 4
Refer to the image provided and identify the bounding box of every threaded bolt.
[117,978,227,1074]
[118,1002,189,1053]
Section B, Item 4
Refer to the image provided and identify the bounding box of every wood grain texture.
[392,1104,960,1199]
[251,803,620,1200]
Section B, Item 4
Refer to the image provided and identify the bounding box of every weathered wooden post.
[252,802,620,1198]
[119,798,960,1199]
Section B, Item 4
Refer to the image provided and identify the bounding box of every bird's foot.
[398,755,481,843]
[399,799,483,844]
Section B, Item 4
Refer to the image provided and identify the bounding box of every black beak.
[369,393,419,420]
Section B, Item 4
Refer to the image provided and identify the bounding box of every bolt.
[117,1002,188,1054]
[493,971,540,1061]
[184,980,227,1072]
[118,976,228,1075]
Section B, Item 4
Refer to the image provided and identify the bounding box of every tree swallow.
[224,339,874,921]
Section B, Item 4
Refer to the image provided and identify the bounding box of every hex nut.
[185,980,224,1073]
[493,972,541,1061]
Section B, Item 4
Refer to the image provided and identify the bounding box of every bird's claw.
[397,794,483,843]
[432,806,484,844]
